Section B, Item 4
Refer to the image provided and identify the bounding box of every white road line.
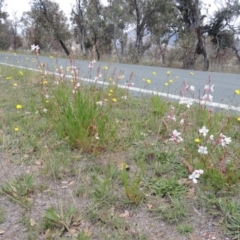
[1,62,240,112]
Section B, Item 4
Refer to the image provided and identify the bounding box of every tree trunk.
[195,27,209,71]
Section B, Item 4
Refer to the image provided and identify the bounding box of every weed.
[41,204,81,236]
[147,177,187,198]
[121,168,145,204]
[0,206,5,223]
[176,223,194,234]
[1,174,34,208]
[154,197,189,224]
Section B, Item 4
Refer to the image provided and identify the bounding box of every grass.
[0,52,240,239]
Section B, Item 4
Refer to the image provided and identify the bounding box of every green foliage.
[121,168,145,204]
[176,223,194,234]
[42,204,80,235]
[147,177,187,198]
[48,85,117,153]
[151,96,169,117]
[155,197,189,224]
[1,174,35,208]
[218,199,240,239]
[2,174,34,196]
[0,206,5,224]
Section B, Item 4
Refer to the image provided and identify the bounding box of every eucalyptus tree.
[102,0,129,62]
[175,0,240,70]
[0,0,11,50]
[146,1,177,64]
[30,0,71,55]
[71,0,88,56]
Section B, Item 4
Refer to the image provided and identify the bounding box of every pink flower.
[204,84,214,92]
[167,115,176,121]
[169,130,183,143]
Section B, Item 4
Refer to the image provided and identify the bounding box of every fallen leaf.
[180,158,193,173]
[147,204,153,210]
[30,218,36,227]
[35,161,43,166]
[69,228,77,234]
[110,207,115,217]
[117,162,130,171]
[83,227,92,237]
[186,187,196,199]
[193,207,202,216]
[68,181,75,186]
[119,210,130,218]
[45,229,50,239]
[178,178,191,186]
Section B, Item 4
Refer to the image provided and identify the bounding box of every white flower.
[209,135,214,141]
[198,146,208,155]
[180,119,185,125]
[190,85,195,91]
[43,108,48,113]
[199,126,209,137]
[189,169,204,183]
[179,98,193,108]
[31,44,40,52]
[121,96,127,100]
[202,94,213,102]
[219,133,232,147]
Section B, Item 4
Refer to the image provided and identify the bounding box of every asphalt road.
[0,52,239,112]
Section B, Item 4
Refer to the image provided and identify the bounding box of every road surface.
[0,52,239,112]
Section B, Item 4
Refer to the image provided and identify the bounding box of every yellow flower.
[16,104,22,109]
[6,76,12,80]
[112,98,117,102]
[50,56,54,58]
[165,82,169,86]
[13,83,17,87]
[169,79,173,83]
[19,71,23,76]
[235,89,240,95]
[152,72,156,75]
[109,89,113,93]
[167,70,171,75]
[104,66,108,70]
[108,93,112,96]
[14,127,19,132]
[195,138,201,143]
[46,100,49,103]
[66,67,70,71]
[190,72,194,75]
[43,80,48,84]
[146,79,151,84]
[238,117,240,122]
[109,77,113,81]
